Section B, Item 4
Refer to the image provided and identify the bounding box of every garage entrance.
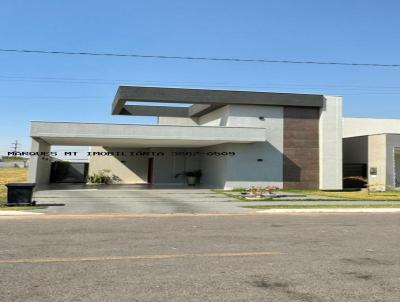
[50,161,89,183]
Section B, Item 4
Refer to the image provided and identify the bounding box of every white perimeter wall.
[343,118,400,138]
[319,96,343,190]
[368,134,387,187]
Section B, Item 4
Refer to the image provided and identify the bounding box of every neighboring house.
[0,161,27,168]
[343,118,400,189]
[0,156,28,168]
[28,86,343,190]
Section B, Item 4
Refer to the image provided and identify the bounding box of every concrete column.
[319,96,343,190]
[27,138,51,185]
[368,134,387,189]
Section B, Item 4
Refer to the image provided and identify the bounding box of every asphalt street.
[0,213,399,301]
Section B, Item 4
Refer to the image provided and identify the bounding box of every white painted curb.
[0,211,43,216]
[257,208,400,213]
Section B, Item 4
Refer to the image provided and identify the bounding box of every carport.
[28,121,266,187]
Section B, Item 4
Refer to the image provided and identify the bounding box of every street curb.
[256,208,400,213]
[1,209,400,219]
[0,211,44,216]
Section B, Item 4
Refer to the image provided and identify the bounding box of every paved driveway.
[32,185,251,214]
[31,185,400,214]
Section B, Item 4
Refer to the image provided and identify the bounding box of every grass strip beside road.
[284,189,400,201]
[214,189,400,201]
[214,189,349,202]
[0,206,45,211]
[243,204,400,210]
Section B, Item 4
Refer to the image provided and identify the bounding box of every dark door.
[50,162,89,183]
[147,158,154,184]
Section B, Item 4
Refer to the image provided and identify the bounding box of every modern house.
[343,118,400,189]
[28,86,344,190]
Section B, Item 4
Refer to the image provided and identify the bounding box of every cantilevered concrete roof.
[112,86,324,117]
[31,121,266,147]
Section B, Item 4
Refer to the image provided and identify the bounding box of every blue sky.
[1,0,400,154]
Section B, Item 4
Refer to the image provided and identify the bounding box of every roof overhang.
[112,86,324,117]
[31,121,266,147]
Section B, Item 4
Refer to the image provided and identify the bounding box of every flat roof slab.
[31,121,266,147]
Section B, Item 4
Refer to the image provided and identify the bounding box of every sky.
[0,0,400,155]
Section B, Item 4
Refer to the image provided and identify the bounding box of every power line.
[2,74,400,94]
[3,91,400,101]
[5,74,400,89]
[0,48,399,68]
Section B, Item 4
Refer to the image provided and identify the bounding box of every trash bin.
[6,183,36,206]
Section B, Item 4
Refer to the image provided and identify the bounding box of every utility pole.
[10,140,27,167]
[11,140,20,153]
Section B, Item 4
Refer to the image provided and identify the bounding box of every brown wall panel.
[283,107,319,189]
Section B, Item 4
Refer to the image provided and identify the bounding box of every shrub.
[87,169,112,184]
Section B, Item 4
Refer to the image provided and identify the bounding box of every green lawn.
[283,189,400,201]
[0,205,46,210]
[243,204,400,209]
[214,188,400,201]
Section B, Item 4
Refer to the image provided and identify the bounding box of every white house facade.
[28,86,343,190]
